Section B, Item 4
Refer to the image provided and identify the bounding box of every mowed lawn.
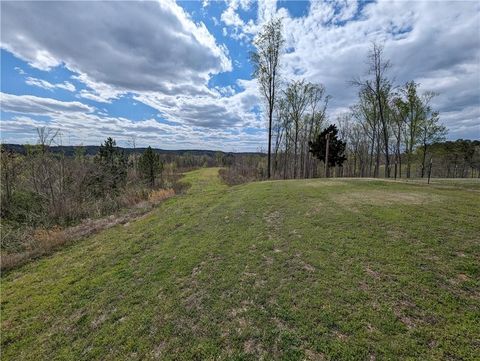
[1,168,479,360]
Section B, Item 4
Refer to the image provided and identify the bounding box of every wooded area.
[248,19,479,181]
[0,131,232,256]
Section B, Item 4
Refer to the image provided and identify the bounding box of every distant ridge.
[1,144,265,157]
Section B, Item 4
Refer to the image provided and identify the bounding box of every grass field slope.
[1,168,479,360]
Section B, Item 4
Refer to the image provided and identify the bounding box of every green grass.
[2,168,479,360]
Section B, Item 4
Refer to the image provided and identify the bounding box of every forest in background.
[234,18,480,183]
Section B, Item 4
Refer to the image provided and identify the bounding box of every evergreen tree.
[139,146,163,187]
[309,124,347,171]
[93,137,127,195]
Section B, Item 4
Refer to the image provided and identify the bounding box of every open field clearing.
[1,168,479,360]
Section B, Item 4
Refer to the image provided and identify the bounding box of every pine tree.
[139,146,163,188]
[94,137,127,195]
[309,124,347,175]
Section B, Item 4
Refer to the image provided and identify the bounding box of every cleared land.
[1,168,479,360]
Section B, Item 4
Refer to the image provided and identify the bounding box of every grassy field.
[1,168,479,360]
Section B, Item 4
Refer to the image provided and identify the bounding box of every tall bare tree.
[353,43,392,177]
[418,93,447,177]
[250,18,284,179]
[352,87,380,177]
[367,43,392,177]
[304,84,328,178]
[402,81,423,178]
[390,95,408,178]
[283,80,312,179]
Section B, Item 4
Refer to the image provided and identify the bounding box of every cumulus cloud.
[0,106,265,151]
[0,0,251,130]
[240,0,480,139]
[133,78,260,129]
[1,0,478,148]
[221,0,259,41]
[1,0,231,95]
[1,92,94,115]
[222,5,245,27]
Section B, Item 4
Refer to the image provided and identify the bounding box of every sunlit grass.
[2,168,479,360]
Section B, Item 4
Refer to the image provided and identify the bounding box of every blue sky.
[1,0,479,150]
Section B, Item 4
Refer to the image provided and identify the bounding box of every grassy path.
[1,168,479,360]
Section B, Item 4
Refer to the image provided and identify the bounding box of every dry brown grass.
[148,188,175,203]
[0,188,176,271]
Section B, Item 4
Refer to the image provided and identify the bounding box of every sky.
[1,0,479,151]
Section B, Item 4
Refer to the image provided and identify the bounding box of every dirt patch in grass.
[333,190,444,209]
[264,210,284,241]
[333,330,349,341]
[449,273,471,286]
[151,341,166,359]
[365,266,382,280]
[303,180,348,187]
[304,349,326,360]
[244,338,264,356]
[264,210,282,226]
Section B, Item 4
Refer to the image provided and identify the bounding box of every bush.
[1,191,45,226]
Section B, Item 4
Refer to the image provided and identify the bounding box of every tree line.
[0,130,228,253]
[250,19,478,180]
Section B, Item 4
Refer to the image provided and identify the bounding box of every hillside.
[1,168,479,360]
[1,144,265,158]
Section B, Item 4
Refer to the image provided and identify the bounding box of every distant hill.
[1,144,265,158]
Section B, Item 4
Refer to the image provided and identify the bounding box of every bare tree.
[250,18,284,179]
[367,43,392,177]
[390,95,408,178]
[304,84,329,178]
[402,81,424,178]
[1,146,19,207]
[353,43,393,177]
[352,88,380,177]
[273,98,286,176]
[283,80,312,179]
[418,93,447,177]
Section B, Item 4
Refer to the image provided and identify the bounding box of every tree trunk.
[267,105,273,179]
[421,143,427,178]
[293,122,298,179]
[375,129,380,178]
[369,127,376,177]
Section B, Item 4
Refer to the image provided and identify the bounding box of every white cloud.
[25,77,76,92]
[241,0,480,140]
[0,105,266,152]
[222,5,245,27]
[221,0,259,36]
[1,92,94,115]
[58,82,76,92]
[133,78,260,129]
[0,0,250,130]
[1,1,231,95]
[71,73,124,104]
[1,0,478,149]
[14,66,25,75]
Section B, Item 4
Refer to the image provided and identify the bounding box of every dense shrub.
[0,136,190,259]
[219,154,267,185]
